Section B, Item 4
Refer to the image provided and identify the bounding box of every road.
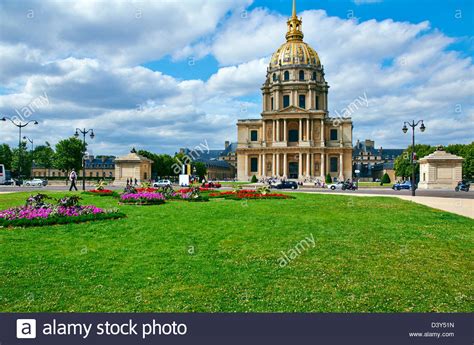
[0,185,472,199]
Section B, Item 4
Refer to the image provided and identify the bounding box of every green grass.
[358,182,394,188]
[0,191,472,312]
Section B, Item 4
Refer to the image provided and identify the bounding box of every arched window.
[299,70,305,81]
[313,71,317,81]
[284,71,290,81]
[272,73,277,81]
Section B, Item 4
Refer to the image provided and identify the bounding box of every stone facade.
[236,1,352,181]
[114,150,152,186]
[418,148,463,189]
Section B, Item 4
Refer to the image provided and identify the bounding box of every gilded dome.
[269,0,321,69]
[270,41,321,68]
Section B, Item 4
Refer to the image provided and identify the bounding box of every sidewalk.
[305,191,474,219]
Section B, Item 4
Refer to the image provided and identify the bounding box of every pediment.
[278,105,307,113]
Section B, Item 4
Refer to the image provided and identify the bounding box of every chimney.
[225,141,230,149]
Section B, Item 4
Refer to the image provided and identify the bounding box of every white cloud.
[0,1,472,155]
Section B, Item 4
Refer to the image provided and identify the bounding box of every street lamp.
[1,117,38,180]
[402,120,426,196]
[23,136,34,151]
[74,128,95,191]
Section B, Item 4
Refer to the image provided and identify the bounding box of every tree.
[54,137,86,176]
[394,144,435,179]
[325,173,332,184]
[251,175,258,183]
[194,162,207,180]
[446,142,474,180]
[33,142,55,176]
[11,142,32,178]
[0,144,13,170]
[381,173,391,184]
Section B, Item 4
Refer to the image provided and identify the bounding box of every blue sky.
[0,0,472,155]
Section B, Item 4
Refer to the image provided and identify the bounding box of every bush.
[381,173,391,184]
[251,175,258,183]
[325,173,332,184]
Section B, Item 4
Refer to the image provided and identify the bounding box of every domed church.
[236,0,353,181]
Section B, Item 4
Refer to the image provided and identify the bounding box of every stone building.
[418,147,463,189]
[236,0,352,181]
[114,149,152,186]
[180,141,237,179]
[352,139,404,181]
[32,156,115,179]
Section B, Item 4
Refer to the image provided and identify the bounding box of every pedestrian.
[134,178,138,186]
[126,178,129,186]
[69,169,78,191]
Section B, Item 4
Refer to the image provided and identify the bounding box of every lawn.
[0,191,472,312]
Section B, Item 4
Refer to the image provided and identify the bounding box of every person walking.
[69,169,78,191]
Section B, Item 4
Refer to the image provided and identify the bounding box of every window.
[250,130,258,141]
[52,172,55,177]
[299,94,306,109]
[144,172,148,180]
[330,157,338,172]
[315,96,319,110]
[271,97,274,110]
[330,129,338,141]
[283,95,290,108]
[299,70,305,81]
[250,157,258,172]
[288,129,299,142]
[96,172,99,177]
[273,73,277,82]
[90,172,93,177]
[284,71,290,81]
[313,71,317,80]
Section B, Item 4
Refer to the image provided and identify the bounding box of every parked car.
[274,181,298,190]
[202,182,221,188]
[392,181,416,191]
[23,178,48,187]
[327,182,345,190]
[455,181,470,192]
[153,179,172,188]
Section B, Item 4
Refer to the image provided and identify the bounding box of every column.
[306,153,311,176]
[276,154,280,177]
[244,155,248,178]
[272,154,276,176]
[298,153,303,178]
[309,88,313,109]
[283,153,288,177]
[263,95,267,112]
[310,120,313,141]
[258,154,261,176]
[262,154,266,176]
[339,153,344,179]
[276,120,280,142]
[262,120,266,143]
[275,90,280,110]
[320,152,325,178]
[283,119,287,142]
[320,119,324,146]
[299,119,303,142]
[273,120,276,142]
[306,119,309,141]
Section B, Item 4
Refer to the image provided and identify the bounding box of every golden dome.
[269,0,321,68]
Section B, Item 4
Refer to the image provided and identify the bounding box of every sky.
[0,0,473,156]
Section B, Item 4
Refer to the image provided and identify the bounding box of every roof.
[114,152,153,163]
[419,149,464,162]
[181,142,237,161]
[353,141,404,160]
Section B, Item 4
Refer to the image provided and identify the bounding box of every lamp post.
[74,128,95,191]
[23,136,34,151]
[1,117,38,180]
[402,120,426,196]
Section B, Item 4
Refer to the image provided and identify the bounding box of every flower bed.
[208,190,293,200]
[178,187,214,193]
[0,194,125,228]
[83,189,118,197]
[120,192,166,205]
